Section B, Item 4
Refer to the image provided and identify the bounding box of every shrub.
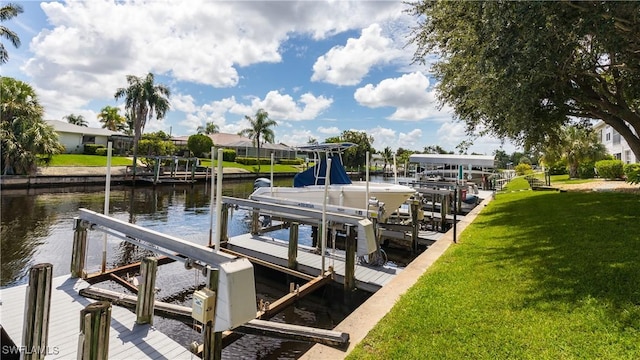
[515,163,533,176]
[577,161,596,179]
[84,144,105,155]
[95,148,108,156]
[187,134,213,158]
[547,161,567,175]
[595,159,624,179]
[279,158,304,165]
[222,149,236,162]
[235,157,272,165]
[624,163,640,184]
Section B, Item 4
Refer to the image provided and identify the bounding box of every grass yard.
[348,177,640,359]
[45,154,301,173]
[47,154,133,166]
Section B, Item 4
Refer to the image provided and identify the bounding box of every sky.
[3,0,517,155]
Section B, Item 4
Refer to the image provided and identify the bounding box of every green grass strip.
[349,184,640,359]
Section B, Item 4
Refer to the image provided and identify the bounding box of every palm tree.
[0,3,23,64]
[64,113,87,127]
[98,105,126,132]
[381,146,393,176]
[1,77,63,175]
[114,72,170,179]
[197,121,219,135]
[238,108,277,173]
[542,125,607,178]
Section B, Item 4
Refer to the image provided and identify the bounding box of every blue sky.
[3,0,516,154]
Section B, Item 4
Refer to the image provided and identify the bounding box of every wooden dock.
[0,275,190,359]
[226,233,402,293]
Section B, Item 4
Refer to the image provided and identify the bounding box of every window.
[606,132,611,141]
[614,153,622,160]
[612,130,621,145]
[625,150,631,164]
[82,135,96,144]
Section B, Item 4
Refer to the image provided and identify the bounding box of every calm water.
[1,179,371,359]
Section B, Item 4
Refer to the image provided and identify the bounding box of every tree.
[97,105,126,132]
[541,125,607,178]
[381,146,393,175]
[187,134,213,158]
[1,77,63,175]
[64,113,87,127]
[325,130,374,170]
[423,145,451,154]
[493,149,510,169]
[197,122,219,135]
[238,108,277,172]
[408,1,640,160]
[0,3,22,64]
[114,73,171,179]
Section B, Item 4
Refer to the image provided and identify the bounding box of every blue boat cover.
[294,155,352,187]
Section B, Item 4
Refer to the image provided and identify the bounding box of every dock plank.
[0,275,190,359]
[227,233,401,292]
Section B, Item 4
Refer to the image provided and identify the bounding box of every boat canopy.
[293,142,356,187]
[409,154,495,168]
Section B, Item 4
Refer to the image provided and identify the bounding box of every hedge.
[279,158,304,165]
[95,148,108,156]
[84,144,105,155]
[595,159,624,179]
[222,149,236,162]
[235,157,273,165]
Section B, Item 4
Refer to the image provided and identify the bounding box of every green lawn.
[47,154,134,166]
[348,178,640,359]
[45,154,301,173]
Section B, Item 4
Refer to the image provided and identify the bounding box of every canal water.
[1,179,372,359]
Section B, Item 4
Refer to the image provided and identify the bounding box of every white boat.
[250,142,416,222]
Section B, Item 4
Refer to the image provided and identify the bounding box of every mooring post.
[251,208,260,234]
[288,222,299,269]
[153,157,160,184]
[203,267,222,360]
[78,301,112,360]
[344,225,356,292]
[135,256,158,325]
[220,203,229,245]
[441,194,449,232]
[71,217,87,278]
[410,199,420,253]
[191,159,196,182]
[22,263,53,360]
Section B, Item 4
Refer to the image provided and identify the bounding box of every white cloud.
[311,24,402,86]
[354,72,454,121]
[248,91,333,121]
[317,126,340,135]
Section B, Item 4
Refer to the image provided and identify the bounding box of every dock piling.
[410,200,420,253]
[78,301,112,360]
[71,217,87,278]
[22,263,53,360]
[344,225,356,292]
[288,222,299,269]
[203,267,222,360]
[135,257,158,325]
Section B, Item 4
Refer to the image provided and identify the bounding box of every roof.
[409,153,495,168]
[296,142,356,153]
[46,120,122,136]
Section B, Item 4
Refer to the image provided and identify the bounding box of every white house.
[46,120,127,154]
[593,121,638,164]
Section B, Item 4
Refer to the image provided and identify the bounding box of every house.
[172,133,298,160]
[594,121,638,164]
[46,120,131,154]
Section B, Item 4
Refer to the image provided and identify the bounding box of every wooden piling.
[22,263,53,360]
[78,301,112,360]
[135,257,158,325]
[220,203,229,245]
[251,209,260,234]
[410,200,419,253]
[71,217,87,278]
[344,225,356,292]
[203,267,222,360]
[288,222,299,269]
